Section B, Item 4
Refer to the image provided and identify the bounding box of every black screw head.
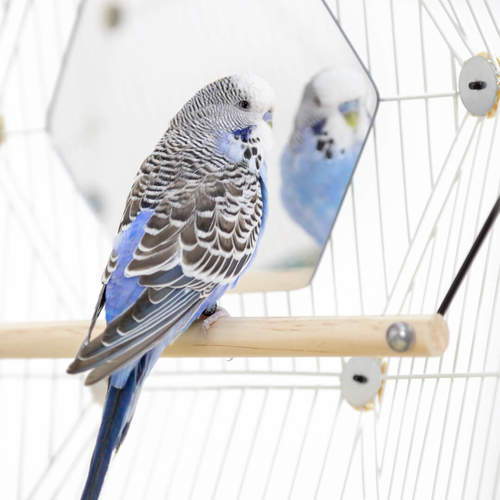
[468,80,487,90]
[352,374,368,384]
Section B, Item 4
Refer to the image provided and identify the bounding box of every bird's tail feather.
[80,370,137,500]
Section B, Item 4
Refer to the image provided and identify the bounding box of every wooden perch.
[0,314,448,358]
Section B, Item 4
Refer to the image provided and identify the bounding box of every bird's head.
[171,73,275,140]
[292,67,369,158]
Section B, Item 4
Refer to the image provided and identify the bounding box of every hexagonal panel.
[49,0,378,291]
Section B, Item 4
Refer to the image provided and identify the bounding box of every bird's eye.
[238,100,250,110]
[313,95,322,107]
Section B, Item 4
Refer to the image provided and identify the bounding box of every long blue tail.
[81,370,137,500]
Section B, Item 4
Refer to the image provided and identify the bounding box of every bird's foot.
[201,304,229,336]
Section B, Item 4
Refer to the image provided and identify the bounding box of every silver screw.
[386,322,415,352]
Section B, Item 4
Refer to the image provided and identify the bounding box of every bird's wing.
[118,159,155,232]
[75,158,154,350]
[68,163,263,383]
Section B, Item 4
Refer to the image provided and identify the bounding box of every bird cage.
[1,0,500,498]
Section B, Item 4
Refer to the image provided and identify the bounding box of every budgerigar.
[281,67,370,246]
[67,73,274,500]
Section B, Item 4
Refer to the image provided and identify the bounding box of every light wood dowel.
[0,314,448,358]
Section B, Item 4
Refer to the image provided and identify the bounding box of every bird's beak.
[339,99,360,129]
[263,109,273,128]
[344,111,359,129]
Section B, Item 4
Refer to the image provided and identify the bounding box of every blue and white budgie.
[281,67,370,246]
[67,73,274,500]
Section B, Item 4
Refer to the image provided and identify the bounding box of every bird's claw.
[201,306,229,336]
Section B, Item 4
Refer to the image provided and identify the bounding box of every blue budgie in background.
[281,67,370,246]
[67,73,274,500]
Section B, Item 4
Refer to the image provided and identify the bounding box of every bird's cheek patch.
[232,126,252,142]
[311,118,326,135]
[216,134,245,163]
